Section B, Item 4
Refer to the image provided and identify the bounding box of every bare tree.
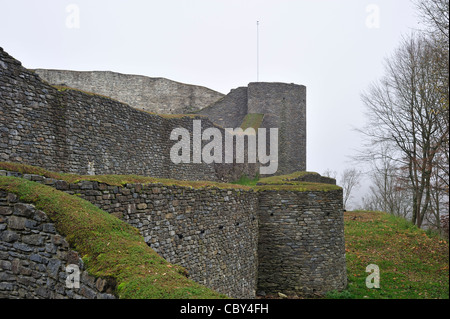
[360,143,413,217]
[416,0,449,40]
[339,168,361,211]
[322,169,337,180]
[359,33,449,228]
[416,0,449,191]
[416,0,449,231]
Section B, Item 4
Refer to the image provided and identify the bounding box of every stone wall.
[33,69,224,114]
[198,87,249,129]
[248,82,307,175]
[1,48,306,181]
[1,168,347,299]
[1,46,347,299]
[199,82,307,176]
[1,170,259,299]
[0,47,250,182]
[0,190,116,299]
[67,180,260,299]
[257,189,347,296]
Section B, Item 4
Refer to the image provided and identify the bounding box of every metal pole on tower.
[257,20,259,82]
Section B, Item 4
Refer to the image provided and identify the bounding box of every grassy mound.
[0,175,226,299]
[329,211,449,299]
[255,171,341,192]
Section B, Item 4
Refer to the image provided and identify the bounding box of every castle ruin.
[0,47,347,299]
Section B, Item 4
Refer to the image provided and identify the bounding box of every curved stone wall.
[1,45,347,299]
[1,168,347,299]
[257,189,347,296]
[0,170,259,299]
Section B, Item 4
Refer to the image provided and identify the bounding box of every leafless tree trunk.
[416,0,450,229]
[426,152,449,233]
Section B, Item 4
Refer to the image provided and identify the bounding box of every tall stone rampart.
[1,166,347,299]
[257,188,347,296]
[33,69,224,114]
[248,82,306,175]
[199,82,306,176]
[0,169,259,298]
[0,47,252,181]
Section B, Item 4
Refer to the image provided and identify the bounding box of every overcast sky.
[1,0,423,208]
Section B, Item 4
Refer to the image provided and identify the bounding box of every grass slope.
[0,176,225,299]
[232,171,341,192]
[329,211,449,299]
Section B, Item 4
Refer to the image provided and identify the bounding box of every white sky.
[0,0,423,208]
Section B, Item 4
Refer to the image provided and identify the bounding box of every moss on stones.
[240,113,264,130]
[0,162,251,191]
[0,175,226,299]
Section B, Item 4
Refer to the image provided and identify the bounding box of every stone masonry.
[257,189,347,296]
[199,82,307,176]
[0,170,259,299]
[0,190,116,299]
[0,46,347,299]
[1,169,347,298]
[34,69,225,114]
[0,47,254,182]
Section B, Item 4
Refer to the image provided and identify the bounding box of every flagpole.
[257,20,259,82]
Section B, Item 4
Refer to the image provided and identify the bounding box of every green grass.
[0,162,341,193]
[254,171,342,192]
[0,161,251,191]
[230,174,260,187]
[240,113,264,130]
[327,211,449,299]
[229,171,341,192]
[257,171,324,184]
[0,176,226,299]
[3,163,447,299]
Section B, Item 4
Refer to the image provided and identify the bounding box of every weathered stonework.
[199,82,307,176]
[0,190,116,299]
[32,61,307,178]
[62,181,260,299]
[0,170,259,299]
[248,82,306,175]
[257,189,347,296]
[0,47,253,182]
[0,46,347,299]
[1,169,347,298]
[33,69,225,114]
[198,87,249,129]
